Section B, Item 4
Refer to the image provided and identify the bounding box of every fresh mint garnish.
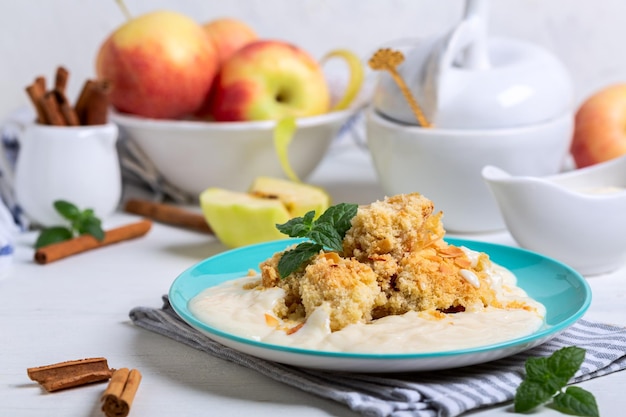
[514,346,599,417]
[35,200,105,249]
[276,202,358,278]
[551,386,599,417]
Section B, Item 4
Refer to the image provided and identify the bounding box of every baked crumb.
[260,193,520,332]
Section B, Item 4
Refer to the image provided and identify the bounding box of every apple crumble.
[259,193,512,331]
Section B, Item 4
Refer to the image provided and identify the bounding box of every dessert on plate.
[190,193,545,353]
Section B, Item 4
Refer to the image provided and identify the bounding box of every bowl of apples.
[99,11,363,196]
[111,109,354,196]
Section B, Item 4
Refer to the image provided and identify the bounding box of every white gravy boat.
[373,0,573,128]
[482,155,626,275]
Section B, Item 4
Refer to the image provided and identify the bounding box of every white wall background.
[1,0,625,120]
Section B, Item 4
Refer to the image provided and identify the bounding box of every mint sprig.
[276,202,358,278]
[34,200,105,249]
[514,346,599,417]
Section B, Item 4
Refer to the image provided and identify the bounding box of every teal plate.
[169,238,591,372]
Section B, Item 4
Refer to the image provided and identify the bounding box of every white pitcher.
[14,122,122,227]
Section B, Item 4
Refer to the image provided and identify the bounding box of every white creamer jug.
[14,122,122,227]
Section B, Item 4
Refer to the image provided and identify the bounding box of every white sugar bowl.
[367,108,573,233]
[372,0,573,129]
[366,0,574,232]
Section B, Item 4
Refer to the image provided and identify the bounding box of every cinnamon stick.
[35,75,46,92]
[101,368,142,417]
[124,199,212,234]
[54,66,69,93]
[40,91,66,126]
[74,79,95,122]
[25,78,47,124]
[27,357,113,392]
[34,219,153,264]
[75,79,111,125]
[54,89,80,126]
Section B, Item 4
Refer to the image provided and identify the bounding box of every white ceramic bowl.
[111,110,354,196]
[366,107,573,233]
[483,155,626,275]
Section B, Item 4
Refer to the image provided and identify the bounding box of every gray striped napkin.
[129,296,626,417]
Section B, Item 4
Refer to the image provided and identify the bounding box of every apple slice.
[199,188,291,248]
[200,178,331,248]
[249,176,331,218]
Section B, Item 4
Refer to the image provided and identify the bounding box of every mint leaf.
[514,347,597,417]
[34,200,105,249]
[277,242,323,278]
[77,215,105,241]
[316,203,358,237]
[523,356,567,396]
[275,202,358,278]
[34,226,73,249]
[53,200,81,221]
[552,387,599,417]
[547,346,585,384]
[276,210,315,237]
[309,222,343,251]
[514,379,557,413]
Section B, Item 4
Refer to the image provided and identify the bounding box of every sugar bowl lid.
[371,0,574,129]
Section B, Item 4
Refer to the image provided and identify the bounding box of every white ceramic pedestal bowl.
[366,107,573,233]
[483,155,626,275]
[111,110,354,196]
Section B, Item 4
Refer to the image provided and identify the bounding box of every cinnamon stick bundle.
[124,199,212,234]
[34,219,152,265]
[24,66,110,126]
[27,357,113,392]
[101,368,142,417]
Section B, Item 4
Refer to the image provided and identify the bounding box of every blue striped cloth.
[0,114,29,231]
[0,124,21,278]
[130,296,626,417]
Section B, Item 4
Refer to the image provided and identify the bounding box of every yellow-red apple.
[96,10,218,119]
[571,84,626,168]
[205,40,330,121]
[202,18,257,67]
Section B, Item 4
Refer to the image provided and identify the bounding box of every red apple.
[202,18,257,67]
[96,10,218,119]
[571,84,626,168]
[205,40,330,122]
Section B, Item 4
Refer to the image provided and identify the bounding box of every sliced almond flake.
[286,322,305,335]
[454,257,472,269]
[264,313,280,327]
[459,269,481,288]
[438,246,465,257]
[322,252,341,263]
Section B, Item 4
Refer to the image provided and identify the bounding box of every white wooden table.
[1,143,625,417]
